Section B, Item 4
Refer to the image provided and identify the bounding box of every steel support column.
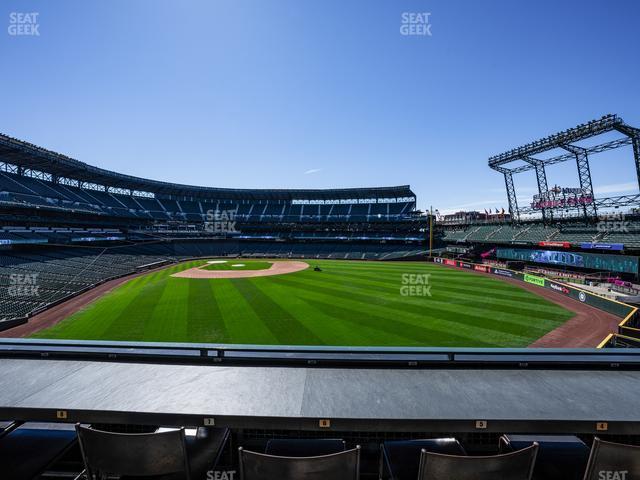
[614,124,640,193]
[523,157,552,223]
[561,144,597,219]
[632,134,640,192]
[501,170,519,222]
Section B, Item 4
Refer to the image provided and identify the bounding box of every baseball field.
[30,259,575,347]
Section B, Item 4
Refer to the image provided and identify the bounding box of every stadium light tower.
[488,115,640,223]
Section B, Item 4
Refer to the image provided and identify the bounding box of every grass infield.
[31,260,574,347]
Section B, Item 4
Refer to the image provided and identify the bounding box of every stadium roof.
[0,133,415,201]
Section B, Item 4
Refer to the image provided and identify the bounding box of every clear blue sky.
[1,0,638,213]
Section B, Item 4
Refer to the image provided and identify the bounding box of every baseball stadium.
[2,1,640,479]
[2,115,640,479]
[1,115,639,350]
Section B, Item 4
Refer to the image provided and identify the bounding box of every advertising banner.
[548,282,570,295]
[580,242,624,251]
[0,238,47,245]
[539,241,570,248]
[524,274,546,287]
[492,268,514,278]
[497,247,639,274]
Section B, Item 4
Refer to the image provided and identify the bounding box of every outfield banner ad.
[524,274,545,287]
[538,241,570,248]
[492,268,514,278]
[434,257,636,320]
[474,265,491,273]
[580,242,624,251]
[496,247,639,274]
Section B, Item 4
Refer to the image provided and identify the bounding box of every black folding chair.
[417,442,538,480]
[583,437,640,480]
[76,424,228,480]
[238,445,360,480]
[379,438,466,479]
[500,434,590,480]
[265,438,346,456]
[0,423,77,480]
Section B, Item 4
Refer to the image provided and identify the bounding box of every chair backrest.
[381,438,466,480]
[76,424,190,479]
[265,438,346,457]
[239,445,360,480]
[583,437,640,480]
[418,442,538,480]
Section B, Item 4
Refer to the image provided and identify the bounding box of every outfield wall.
[433,257,639,345]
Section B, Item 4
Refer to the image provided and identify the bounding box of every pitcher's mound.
[171,260,309,279]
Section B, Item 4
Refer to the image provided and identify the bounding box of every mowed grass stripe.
[298,296,498,347]
[330,268,540,303]
[186,279,227,342]
[243,277,413,346]
[269,275,533,344]
[211,280,279,344]
[144,277,190,341]
[308,268,572,321]
[270,275,552,340]
[230,279,324,345]
[102,270,170,340]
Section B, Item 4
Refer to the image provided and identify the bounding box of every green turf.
[200,260,272,271]
[31,260,575,347]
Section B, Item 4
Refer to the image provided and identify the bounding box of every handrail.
[1,338,639,368]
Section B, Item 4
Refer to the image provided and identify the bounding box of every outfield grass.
[31,260,574,347]
[200,260,272,271]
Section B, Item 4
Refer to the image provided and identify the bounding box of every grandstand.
[0,133,418,227]
[443,219,640,248]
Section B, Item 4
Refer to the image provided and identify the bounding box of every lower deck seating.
[0,246,173,321]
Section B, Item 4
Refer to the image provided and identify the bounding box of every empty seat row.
[2,423,639,480]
